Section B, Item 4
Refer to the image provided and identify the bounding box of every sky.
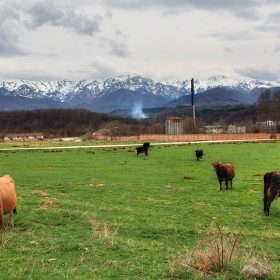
[1,0,280,83]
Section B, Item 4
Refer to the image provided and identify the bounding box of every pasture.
[0,141,280,279]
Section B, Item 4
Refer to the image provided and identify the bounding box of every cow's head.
[211,162,221,172]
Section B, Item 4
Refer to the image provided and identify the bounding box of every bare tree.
[64,123,78,137]
[272,90,280,132]
[257,89,272,128]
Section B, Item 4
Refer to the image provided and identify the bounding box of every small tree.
[271,90,280,130]
[257,89,272,128]
[64,123,78,137]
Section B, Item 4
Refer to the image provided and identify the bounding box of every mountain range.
[0,74,280,115]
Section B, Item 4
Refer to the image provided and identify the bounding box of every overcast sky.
[1,0,280,82]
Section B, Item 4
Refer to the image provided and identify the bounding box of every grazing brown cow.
[211,162,235,191]
[0,175,17,232]
[263,171,280,216]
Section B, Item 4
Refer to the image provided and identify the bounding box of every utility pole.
[191,78,196,131]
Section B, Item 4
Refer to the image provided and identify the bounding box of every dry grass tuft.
[249,189,258,194]
[183,174,193,179]
[91,218,118,240]
[166,185,173,189]
[32,190,49,197]
[182,220,243,274]
[195,202,211,206]
[59,189,66,196]
[97,184,105,188]
[44,201,58,207]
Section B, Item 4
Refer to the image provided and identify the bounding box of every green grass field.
[0,141,280,279]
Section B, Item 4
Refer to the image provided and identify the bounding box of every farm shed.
[165,117,185,134]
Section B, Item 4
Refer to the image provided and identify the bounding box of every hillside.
[0,105,257,137]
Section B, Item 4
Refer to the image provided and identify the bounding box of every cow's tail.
[13,207,17,214]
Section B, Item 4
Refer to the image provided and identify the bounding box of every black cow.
[134,147,148,156]
[195,150,204,161]
[263,171,280,216]
[143,142,150,148]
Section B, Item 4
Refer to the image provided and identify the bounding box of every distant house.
[92,129,111,136]
[227,125,246,133]
[4,133,44,141]
[205,125,246,134]
[256,121,277,128]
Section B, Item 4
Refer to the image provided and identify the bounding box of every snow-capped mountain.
[0,74,279,112]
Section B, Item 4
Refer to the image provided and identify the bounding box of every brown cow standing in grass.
[263,171,280,216]
[0,175,17,232]
[211,162,235,191]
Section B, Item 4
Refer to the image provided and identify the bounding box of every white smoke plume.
[131,103,147,119]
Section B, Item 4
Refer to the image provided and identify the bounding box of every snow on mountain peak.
[0,74,280,102]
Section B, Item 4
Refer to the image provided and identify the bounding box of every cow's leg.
[9,212,14,227]
[0,209,6,232]
[263,196,268,213]
[265,198,272,216]
[266,190,278,216]
[224,179,228,190]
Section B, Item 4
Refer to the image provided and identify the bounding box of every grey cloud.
[0,4,31,57]
[0,3,20,25]
[234,66,279,81]
[105,10,112,18]
[25,0,64,29]
[62,10,102,36]
[208,30,257,41]
[109,42,131,57]
[0,0,103,57]
[224,47,233,53]
[25,0,102,36]
[85,56,120,79]
[99,0,268,20]
[0,43,27,57]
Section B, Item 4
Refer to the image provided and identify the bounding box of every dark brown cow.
[263,171,280,216]
[211,162,235,191]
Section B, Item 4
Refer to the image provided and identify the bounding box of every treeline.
[0,101,275,138]
[0,109,145,138]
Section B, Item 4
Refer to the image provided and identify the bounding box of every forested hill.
[0,105,257,137]
[0,109,141,137]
